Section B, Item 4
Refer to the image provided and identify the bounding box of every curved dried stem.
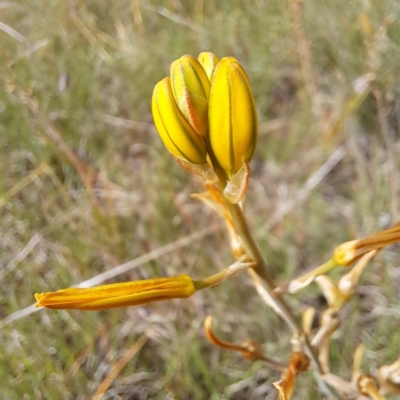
[204,316,286,371]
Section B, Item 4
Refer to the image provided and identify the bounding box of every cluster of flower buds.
[152,52,258,195]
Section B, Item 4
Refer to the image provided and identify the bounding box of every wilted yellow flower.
[35,275,196,311]
[204,316,285,368]
[333,240,365,266]
[170,55,210,137]
[378,358,400,395]
[152,77,207,164]
[357,375,385,400]
[273,352,310,400]
[197,52,219,82]
[209,57,258,175]
[333,224,400,266]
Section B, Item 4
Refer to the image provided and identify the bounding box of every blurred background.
[1,1,400,399]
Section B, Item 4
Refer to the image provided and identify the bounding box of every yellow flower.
[170,55,210,137]
[152,77,207,164]
[197,52,219,82]
[35,275,196,311]
[208,57,258,175]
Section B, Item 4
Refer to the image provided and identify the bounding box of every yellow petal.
[170,55,210,137]
[35,275,196,311]
[197,52,219,81]
[209,57,258,175]
[152,77,207,164]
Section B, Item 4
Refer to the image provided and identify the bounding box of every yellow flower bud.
[208,57,258,175]
[197,52,219,82]
[35,275,196,311]
[170,55,210,137]
[152,77,207,164]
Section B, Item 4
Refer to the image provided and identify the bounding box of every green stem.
[202,136,338,393]
[295,259,337,283]
[203,135,272,283]
[226,203,302,331]
[204,135,301,332]
[225,201,273,284]
[227,199,342,399]
[225,195,331,377]
[193,259,255,290]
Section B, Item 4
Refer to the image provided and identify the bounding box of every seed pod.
[209,57,258,175]
[152,77,207,164]
[170,55,210,137]
[197,52,219,82]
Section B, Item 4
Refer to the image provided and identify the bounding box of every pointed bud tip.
[34,293,45,308]
[197,52,219,81]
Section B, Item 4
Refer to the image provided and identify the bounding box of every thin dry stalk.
[373,86,398,220]
[289,0,325,122]
[92,333,148,400]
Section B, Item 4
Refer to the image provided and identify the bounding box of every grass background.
[1,0,400,399]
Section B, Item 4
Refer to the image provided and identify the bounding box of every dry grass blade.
[17,89,101,188]
[69,7,111,62]
[0,233,41,280]
[264,145,346,231]
[373,86,398,220]
[0,160,49,211]
[95,112,155,130]
[92,333,148,400]
[0,20,28,43]
[289,0,324,122]
[143,5,204,33]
